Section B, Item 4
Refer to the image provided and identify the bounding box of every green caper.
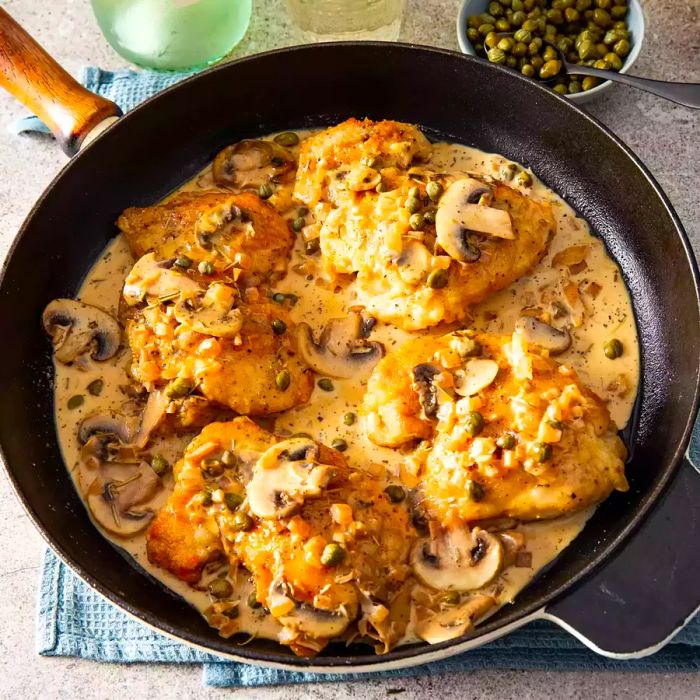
[406,196,421,214]
[478,22,495,36]
[487,47,507,65]
[221,450,239,467]
[275,369,291,391]
[409,213,425,230]
[521,63,536,77]
[166,377,193,399]
[320,543,346,567]
[497,433,516,450]
[318,377,334,392]
[423,209,436,225]
[343,412,356,426]
[532,442,553,462]
[151,455,169,476]
[426,181,443,202]
[578,38,595,59]
[209,578,233,599]
[531,55,544,70]
[613,38,630,56]
[542,45,558,61]
[274,131,299,147]
[569,79,583,93]
[605,52,622,70]
[297,206,309,217]
[582,76,600,90]
[201,457,224,477]
[67,395,84,410]
[272,292,286,304]
[488,2,504,17]
[87,378,104,396]
[426,268,449,289]
[271,318,287,335]
[408,186,420,200]
[565,7,580,22]
[291,217,305,232]
[201,489,214,507]
[603,338,623,359]
[592,8,611,26]
[305,238,321,255]
[512,10,526,25]
[512,0,524,10]
[224,491,244,511]
[511,41,528,57]
[516,170,533,187]
[174,255,192,269]
[231,511,254,532]
[465,411,485,437]
[466,478,486,502]
[594,58,610,70]
[248,592,263,609]
[485,31,500,49]
[198,260,214,275]
[497,37,514,52]
[258,183,273,199]
[331,438,348,452]
[540,59,563,79]
[222,605,240,619]
[495,17,512,32]
[384,484,406,503]
[506,56,518,68]
[514,28,532,43]
[443,590,461,606]
[553,83,568,95]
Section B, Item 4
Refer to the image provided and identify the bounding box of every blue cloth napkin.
[15,68,700,687]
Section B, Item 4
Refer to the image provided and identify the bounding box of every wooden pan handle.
[0,7,122,156]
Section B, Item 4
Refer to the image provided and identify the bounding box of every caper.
[497,433,516,450]
[542,45,558,62]
[578,38,595,59]
[224,491,244,511]
[166,377,193,399]
[565,7,580,21]
[221,450,239,468]
[151,455,169,476]
[611,5,627,18]
[531,55,544,70]
[318,377,334,392]
[87,378,104,396]
[331,438,348,452]
[424,209,436,225]
[384,484,406,503]
[592,8,611,26]
[271,318,287,335]
[343,412,356,426]
[426,268,449,289]
[582,76,600,90]
[198,260,214,275]
[258,183,273,199]
[553,83,568,95]
[305,238,321,255]
[540,60,563,79]
[443,591,461,606]
[569,79,582,93]
[506,56,518,68]
[603,338,623,359]
[593,58,609,69]
[174,255,192,269]
[465,411,485,437]
[516,170,533,187]
[487,47,507,65]
[201,458,224,477]
[466,478,486,502]
[67,395,84,410]
[231,511,254,532]
[532,442,553,462]
[511,41,527,57]
[201,489,213,507]
[272,292,286,304]
[291,217,305,232]
[275,369,291,391]
[512,10,526,25]
[478,22,495,36]
[497,37,514,52]
[248,592,263,609]
[485,31,500,49]
[514,28,532,43]
[522,18,539,32]
[613,38,630,56]
[406,196,421,214]
[605,52,622,70]
[320,543,346,567]
[488,1,504,17]
[426,181,443,202]
[409,213,425,230]
[512,0,524,10]
[274,131,299,147]
[521,63,536,77]
[209,578,233,599]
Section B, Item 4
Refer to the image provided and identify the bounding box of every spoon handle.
[565,64,700,109]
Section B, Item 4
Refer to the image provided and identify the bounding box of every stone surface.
[0,0,698,696]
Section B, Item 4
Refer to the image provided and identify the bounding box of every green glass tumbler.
[91,0,252,71]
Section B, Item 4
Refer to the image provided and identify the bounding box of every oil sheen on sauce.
[54,137,640,647]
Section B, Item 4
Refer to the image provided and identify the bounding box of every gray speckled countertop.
[0,0,698,697]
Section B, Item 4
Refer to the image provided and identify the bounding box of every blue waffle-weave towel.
[15,68,700,687]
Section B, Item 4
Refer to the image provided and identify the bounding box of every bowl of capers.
[457,0,644,103]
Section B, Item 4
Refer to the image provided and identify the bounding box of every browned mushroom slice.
[415,595,496,644]
[515,316,572,355]
[123,253,201,306]
[212,139,295,189]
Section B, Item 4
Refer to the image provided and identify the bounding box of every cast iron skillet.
[0,10,699,672]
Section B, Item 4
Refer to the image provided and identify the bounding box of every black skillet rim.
[1,42,699,669]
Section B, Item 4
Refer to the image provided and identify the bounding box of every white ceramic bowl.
[456,0,644,104]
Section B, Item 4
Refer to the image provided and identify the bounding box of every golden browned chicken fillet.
[363,328,628,526]
[294,118,556,330]
[118,191,294,286]
[147,418,415,655]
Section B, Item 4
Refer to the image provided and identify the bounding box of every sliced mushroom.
[173,283,243,338]
[395,240,433,285]
[78,413,134,445]
[86,461,165,537]
[43,299,121,363]
[436,178,514,262]
[212,139,295,189]
[247,438,335,519]
[296,313,384,379]
[411,363,441,419]
[515,316,571,355]
[415,595,495,644]
[343,164,382,192]
[131,388,169,449]
[453,359,499,397]
[411,527,503,591]
[123,253,200,306]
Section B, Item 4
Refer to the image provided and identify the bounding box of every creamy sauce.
[53,134,639,649]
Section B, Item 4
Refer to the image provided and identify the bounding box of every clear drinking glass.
[285,0,406,42]
[91,0,252,71]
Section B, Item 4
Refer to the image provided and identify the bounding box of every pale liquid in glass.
[285,0,406,41]
[91,0,252,71]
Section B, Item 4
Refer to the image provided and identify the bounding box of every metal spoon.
[546,43,700,109]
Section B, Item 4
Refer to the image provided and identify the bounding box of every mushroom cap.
[43,298,121,363]
[296,313,384,380]
[414,595,495,644]
[515,316,572,355]
[123,253,201,306]
[78,412,135,446]
[453,358,500,397]
[212,139,295,189]
[411,527,503,591]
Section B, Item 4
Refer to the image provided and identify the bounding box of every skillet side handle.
[544,456,700,657]
[0,7,122,156]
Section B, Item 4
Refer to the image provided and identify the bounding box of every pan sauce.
[53,134,639,648]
